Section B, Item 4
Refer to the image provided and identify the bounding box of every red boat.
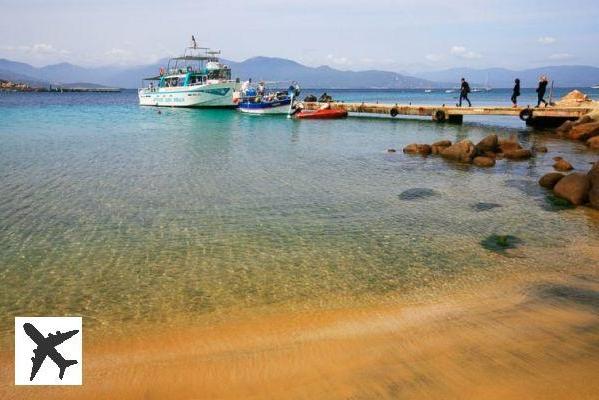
[295,108,348,119]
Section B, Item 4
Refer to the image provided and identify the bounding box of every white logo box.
[14,316,83,385]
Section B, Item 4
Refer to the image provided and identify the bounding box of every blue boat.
[237,82,300,115]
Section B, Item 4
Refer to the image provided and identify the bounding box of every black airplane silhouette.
[23,322,79,381]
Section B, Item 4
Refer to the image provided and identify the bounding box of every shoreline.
[1,246,598,399]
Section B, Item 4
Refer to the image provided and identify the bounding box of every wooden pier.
[302,102,595,127]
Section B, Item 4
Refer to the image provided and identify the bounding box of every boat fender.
[390,108,399,118]
[519,108,533,122]
[434,109,446,122]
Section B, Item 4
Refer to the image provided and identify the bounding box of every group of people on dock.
[458,75,550,108]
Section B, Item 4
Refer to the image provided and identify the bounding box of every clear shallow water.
[1,90,598,334]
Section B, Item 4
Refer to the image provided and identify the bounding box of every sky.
[1,0,598,72]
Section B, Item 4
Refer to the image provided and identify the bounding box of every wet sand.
[2,265,598,400]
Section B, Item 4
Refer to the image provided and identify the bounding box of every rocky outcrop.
[553,173,590,205]
[553,157,573,171]
[568,122,599,141]
[588,162,599,209]
[587,136,599,150]
[473,156,495,167]
[431,140,452,155]
[475,134,499,154]
[440,139,476,163]
[498,134,523,153]
[504,149,532,160]
[539,172,565,189]
[403,143,432,155]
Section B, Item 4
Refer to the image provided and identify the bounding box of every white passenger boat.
[138,39,240,107]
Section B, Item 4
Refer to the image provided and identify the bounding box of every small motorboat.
[295,108,348,119]
[236,82,301,115]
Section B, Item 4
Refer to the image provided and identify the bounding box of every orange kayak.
[295,108,348,119]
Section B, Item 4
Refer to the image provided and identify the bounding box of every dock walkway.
[302,102,594,126]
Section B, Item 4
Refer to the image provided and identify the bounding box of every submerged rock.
[588,161,599,209]
[532,145,548,153]
[480,234,523,253]
[475,134,499,154]
[553,173,590,205]
[473,156,496,167]
[539,172,565,189]
[543,194,575,211]
[387,148,397,153]
[403,143,432,155]
[440,139,475,163]
[431,140,452,154]
[471,202,502,211]
[398,188,439,200]
[553,157,574,171]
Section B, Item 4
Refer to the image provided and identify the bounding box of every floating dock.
[301,102,594,127]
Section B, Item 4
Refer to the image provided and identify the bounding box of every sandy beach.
[2,248,598,400]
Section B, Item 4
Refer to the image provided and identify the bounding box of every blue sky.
[1,0,598,72]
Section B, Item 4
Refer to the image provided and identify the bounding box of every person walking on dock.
[511,78,520,107]
[536,75,549,107]
[459,78,471,107]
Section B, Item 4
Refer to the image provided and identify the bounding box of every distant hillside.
[0,57,440,89]
[415,65,599,88]
[2,57,598,89]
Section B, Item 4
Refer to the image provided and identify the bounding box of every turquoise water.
[1,90,598,334]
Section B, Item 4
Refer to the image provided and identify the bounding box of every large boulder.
[503,149,533,160]
[587,136,599,150]
[498,134,523,153]
[403,143,432,155]
[568,122,599,141]
[475,134,499,154]
[431,140,452,154]
[553,173,591,205]
[440,139,476,163]
[539,172,565,189]
[556,120,575,136]
[473,156,495,167]
[553,157,573,171]
[588,162,599,209]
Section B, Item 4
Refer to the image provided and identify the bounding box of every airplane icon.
[23,322,79,381]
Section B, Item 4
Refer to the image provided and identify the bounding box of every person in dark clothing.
[536,75,549,107]
[459,78,471,107]
[511,78,520,107]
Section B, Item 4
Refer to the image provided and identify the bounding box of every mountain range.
[1,57,598,89]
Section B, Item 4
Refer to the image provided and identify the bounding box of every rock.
[555,90,592,107]
[503,149,532,160]
[431,140,452,154]
[587,136,599,150]
[498,134,523,153]
[556,120,575,136]
[387,148,397,153]
[440,139,476,163]
[539,172,565,189]
[398,188,439,200]
[473,156,496,167]
[475,134,499,154]
[568,122,599,141]
[553,158,573,171]
[403,143,432,155]
[471,202,502,211]
[588,162,599,209]
[532,145,548,153]
[553,173,590,205]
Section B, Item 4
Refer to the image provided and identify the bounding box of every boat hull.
[295,109,348,119]
[138,82,241,108]
[237,99,292,115]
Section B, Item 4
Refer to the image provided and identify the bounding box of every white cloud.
[326,54,351,66]
[0,43,69,55]
[450,46,482,59]
[425,53,442,62]
[538,36,556,45]
[548,53,573,60]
